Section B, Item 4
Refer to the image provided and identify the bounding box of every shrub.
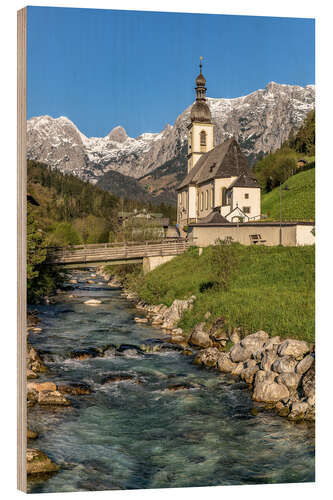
[210,239,240,290]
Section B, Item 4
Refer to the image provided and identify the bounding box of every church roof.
[198,211,230,224]
[177,138,251,190]
[190,100,212,123]
[227,173,260,189]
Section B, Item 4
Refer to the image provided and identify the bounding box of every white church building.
[177,62,261,229]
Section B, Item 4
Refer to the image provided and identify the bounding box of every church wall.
[232,187,261,219]
[188,224,302,247]
[196,181,215,219]
[214,177,238,207]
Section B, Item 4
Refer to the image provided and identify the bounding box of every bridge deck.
[46,239,189,265]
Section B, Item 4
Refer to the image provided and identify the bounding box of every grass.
[126,245,315,343]
[261,168,315,221]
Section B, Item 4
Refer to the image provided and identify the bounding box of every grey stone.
[296,354,314,375]
[288,401,309,421]
[278,339,310,358]
[272,356,298,374]
[276,372,301,393]
[241,330,269,350]
[189,323,212,349]
[217,353,236,373]
[194,347,220,368]
[230,344,253,363]
[252,370,290,403]
[302,364,315,398]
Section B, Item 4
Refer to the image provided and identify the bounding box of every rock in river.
[27,448,58,475]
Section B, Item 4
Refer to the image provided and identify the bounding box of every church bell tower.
[187,58,214,173]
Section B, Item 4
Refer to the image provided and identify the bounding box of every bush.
[210,239,240,290]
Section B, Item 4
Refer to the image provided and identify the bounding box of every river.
[27,269,315,493]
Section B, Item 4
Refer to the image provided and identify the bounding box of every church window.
[200,192,204,211]
[221,187,227,206]
[245,193,249,199]
[205,190,208,210]
[200,130,207,146]
[211,188,214,208]
[243,206,251,214]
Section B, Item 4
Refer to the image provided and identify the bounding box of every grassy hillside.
[261,168,315,221]
[125,244,315,343]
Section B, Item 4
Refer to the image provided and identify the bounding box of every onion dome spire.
[190,57,212,123]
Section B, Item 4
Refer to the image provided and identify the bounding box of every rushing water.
[27,270,315,493]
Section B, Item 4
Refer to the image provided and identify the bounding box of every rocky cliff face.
[27,82,315,189]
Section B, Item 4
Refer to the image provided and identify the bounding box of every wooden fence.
[46,238,189,265]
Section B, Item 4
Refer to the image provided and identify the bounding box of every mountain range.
[27,81,315,205]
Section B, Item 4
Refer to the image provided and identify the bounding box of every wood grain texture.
[17,6,27,493]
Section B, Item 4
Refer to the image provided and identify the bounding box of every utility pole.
[279,183,282,245]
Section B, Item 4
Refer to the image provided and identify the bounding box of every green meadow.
[261,168,315,221]
[125,244,315,343]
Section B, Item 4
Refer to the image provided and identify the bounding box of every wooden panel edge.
[17,6,27,493]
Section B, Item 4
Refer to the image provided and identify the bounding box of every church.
[176,62,261,230]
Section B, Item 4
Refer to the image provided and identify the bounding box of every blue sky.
[27,7,315,138]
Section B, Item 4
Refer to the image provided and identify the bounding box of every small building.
[176,62,261,230]
[117,210,169,239]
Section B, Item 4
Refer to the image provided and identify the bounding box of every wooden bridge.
[46,238,189,267]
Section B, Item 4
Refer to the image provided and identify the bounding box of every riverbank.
[98,253,315,424]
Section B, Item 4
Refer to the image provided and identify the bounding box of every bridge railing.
[46,237,186,251]
[46,239,189,265]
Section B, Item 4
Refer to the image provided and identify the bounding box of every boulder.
[296,354,314,375]
[307,395,315,406]
[58,383,91,395]
[181,349,193,356]
[240,360,260,384]
[161,297,195,330]
[231,362,245,376]
[262,336,281,350]
[260,348,278,371]
[167,383,198,392]
[27,369,39,380]
[272,356,298,374]
[302,364,315,398]
[209,318,228,341]
[134,317,148,323]
[288,401,309,421]
[230,329,241,344]
[252,370,290,403]
[276,372,301,393]
[189,323,212,349]
[38,390,70,406]
[101,373,136,384]
[241,330,269,350]
[84,299,102,305]
[193,347,220,368]
[278,339,310,358]
[171,328,184,336]
[230,344,253,363]
[217,353,237,373]
[27,448,58,475]
[27,429,38,440]
[27,382,57,393]
[70,347,101,360]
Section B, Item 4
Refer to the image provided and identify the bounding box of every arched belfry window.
[200,130,207,146]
